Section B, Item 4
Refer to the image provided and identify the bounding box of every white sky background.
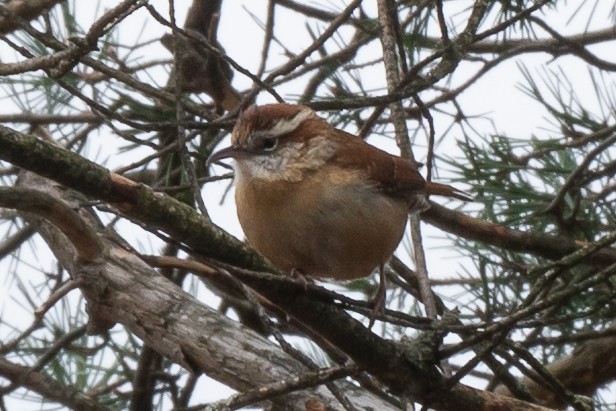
[1,0,616,409]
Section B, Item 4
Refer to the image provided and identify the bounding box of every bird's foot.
[368,269,387,329]
[290,268,314,290]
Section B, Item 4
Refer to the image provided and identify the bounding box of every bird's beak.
[207,145,248,166]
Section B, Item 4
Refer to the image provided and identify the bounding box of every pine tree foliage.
[1,1,616,410]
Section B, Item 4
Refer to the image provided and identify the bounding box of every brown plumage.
[209,103,470,283]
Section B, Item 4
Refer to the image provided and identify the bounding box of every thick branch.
[0,125,559,410]
[0,113,100,124]
[0,124,268,272]
[0,0,62,36]
[0,187,103,262]
[496,329,616,409]
[422,203,616,265]
[14,172,402,411]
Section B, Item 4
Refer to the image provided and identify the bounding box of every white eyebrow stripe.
[255,108,314,138]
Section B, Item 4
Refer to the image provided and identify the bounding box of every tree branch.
[0,0,62,36]
[0,356,110,411]
[0,121,560,411]
[12,172,402,411]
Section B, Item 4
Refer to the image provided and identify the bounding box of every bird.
[208,103,469,322]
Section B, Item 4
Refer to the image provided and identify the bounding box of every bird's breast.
[234,166,410,280]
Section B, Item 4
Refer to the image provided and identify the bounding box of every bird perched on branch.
[209,103,470,322]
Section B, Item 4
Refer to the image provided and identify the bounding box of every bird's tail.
[425,182,472,202]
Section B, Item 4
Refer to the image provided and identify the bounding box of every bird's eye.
[262,137,278,151]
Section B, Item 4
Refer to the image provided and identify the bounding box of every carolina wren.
[208,104,468,309]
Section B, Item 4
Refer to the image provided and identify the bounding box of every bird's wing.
[330,131,426,199]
